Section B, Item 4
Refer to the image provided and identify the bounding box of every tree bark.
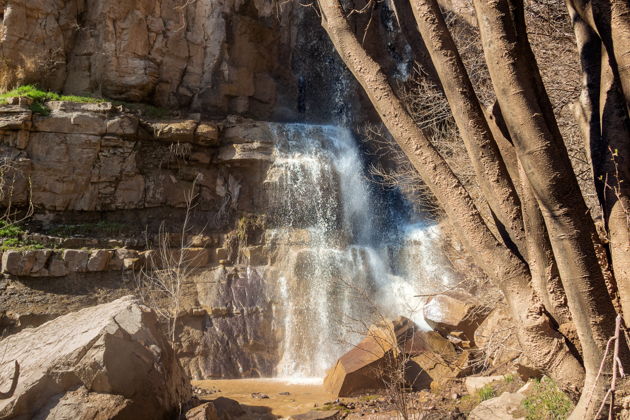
[598,46,630,321]
[568,0,630,320]
[609,0,630,113]
[318,0,585,399]
[473,0,620,415]
[488,100,571,327]
[408,0,527,259]
[390,0,443,88]
[568,0,630,115]
[518,162,572,327]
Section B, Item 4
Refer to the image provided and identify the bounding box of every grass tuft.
[477,384,496,402]
[0,85,172,118]
[522,377,573,420]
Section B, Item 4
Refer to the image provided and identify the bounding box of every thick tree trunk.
[488,100,571,327]
[568,0,630,115]
[473,0,620,415]
[518,162,572,327]
[598,47,630,321]
[408,0,527,259]
[568,0,630,320]
[318,0,585,399]
[390,0,443,88]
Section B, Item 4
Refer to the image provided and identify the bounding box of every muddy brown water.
[193,378,336,418]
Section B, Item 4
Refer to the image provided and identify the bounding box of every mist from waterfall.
[263,124,455,380]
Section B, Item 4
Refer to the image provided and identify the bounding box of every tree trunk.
[609,0,630,113]
[489,100,572,327]
[408,0,527,259]
[390,0,443,88]
[518,162,572,327]
[567,0,630,115]
[568,0,630,320]
[598,46,630,321]
[318,0,585,399]
[473,0,620,415]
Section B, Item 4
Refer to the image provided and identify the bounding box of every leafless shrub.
[331,276,429,419]
[0,157,34,226]
[135,175,202,344]
[169,142,193,161]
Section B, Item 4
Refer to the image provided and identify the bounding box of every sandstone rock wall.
[0,101,275,223]
[0,0,292,116]
[0,101,316,380]
[0,0,416,122]
[0,0,372,121]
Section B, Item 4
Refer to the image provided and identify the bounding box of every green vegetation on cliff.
[0,220,44,251]
[0,85,104,115]
[0,85,169,118]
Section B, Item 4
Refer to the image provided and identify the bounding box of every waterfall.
[263,124,454,380]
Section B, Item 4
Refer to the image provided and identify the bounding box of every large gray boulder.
[0,296,191,420]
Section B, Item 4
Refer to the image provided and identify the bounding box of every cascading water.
[263,124,455,380]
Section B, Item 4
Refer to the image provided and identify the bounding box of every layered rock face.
[0,296,191,420]
[0,0,369,121]
[0,102,352,380]
[0,101,287,378]
[0,100,273,214]
[0,0,286,115]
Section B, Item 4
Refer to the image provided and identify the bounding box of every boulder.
[87,250,114,272]
[468,391,526,420]
[324,317,431,397]
[0,296,191,419]
[411,350,470,387]
[1,250,44,276]
[48,253,69,277]
[185,402,220,420]
[422,291,488,343]
[32,386,131,420]
[211,397,246,419]
[473,307,533,373]
[63,249,90,272]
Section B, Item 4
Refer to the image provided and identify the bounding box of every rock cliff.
[0,0,378,121]
[0,0,421,387]
[0,101,345,380]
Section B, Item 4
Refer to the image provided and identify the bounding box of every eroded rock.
[324,317,432,397]
[0,296,191,419]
